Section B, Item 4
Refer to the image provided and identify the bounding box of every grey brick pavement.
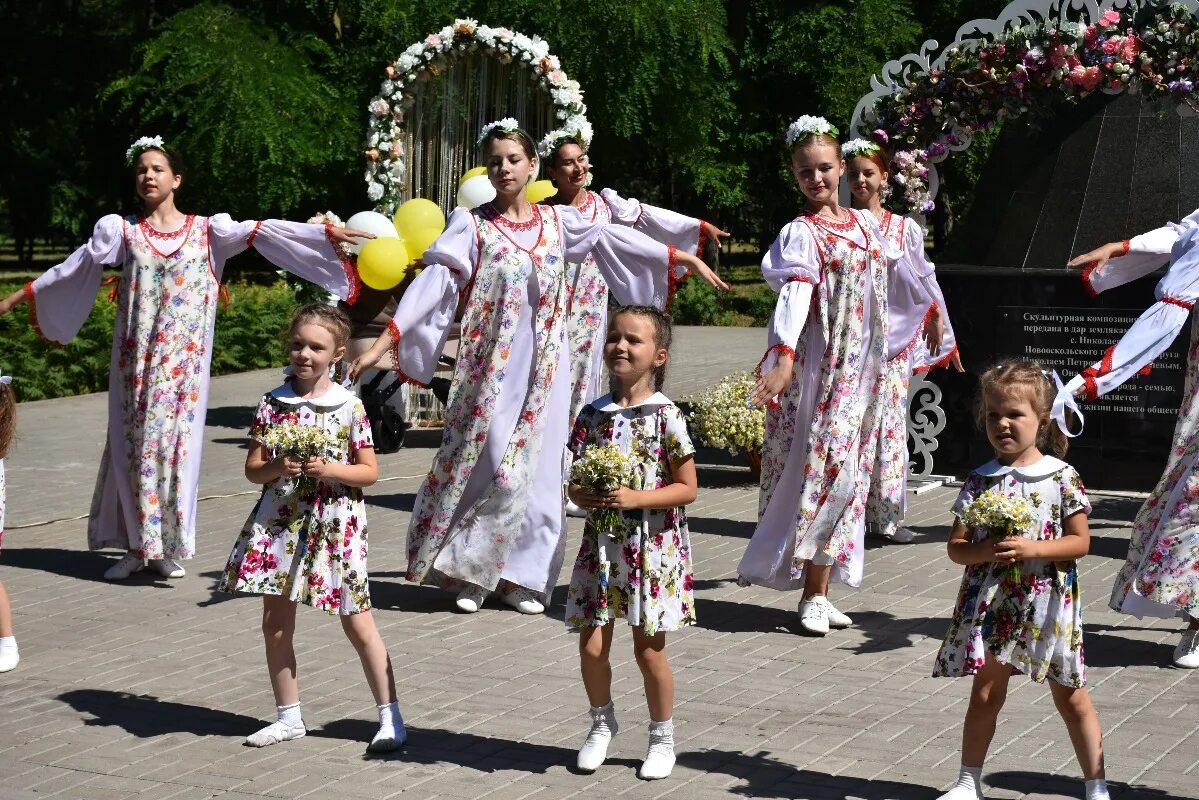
[0,327,1195,800]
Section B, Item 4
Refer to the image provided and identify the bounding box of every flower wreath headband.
[126,135,166,166]
[476,118,525,148]
[785,115,839,147]
[841,138,881,159]
[537,122,594,160]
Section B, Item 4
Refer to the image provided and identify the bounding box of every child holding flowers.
[934,360,1107,800]
[219,304,405,752]
[566,305,698,780]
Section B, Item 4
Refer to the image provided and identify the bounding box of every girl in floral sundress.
[566,305,697,781]
[0,367,17,673]
[0,137,371,582]
[934,360,1108,800]
[219,304,404,752]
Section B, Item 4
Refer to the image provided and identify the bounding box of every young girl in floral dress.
[935,361,1107,800]
[0,368,17,673]
[843,138,961,544]
[351,121,723,617]
[1064,216,1199,668]
[738,116,940,636]
[0,137,371,581]
[566,305,697,781]
[219,304,404,752]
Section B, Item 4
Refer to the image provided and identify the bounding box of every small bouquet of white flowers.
[258,422,336,498]
[570,443,634,534]
[687,372,766,456]
[958,490,1035,581]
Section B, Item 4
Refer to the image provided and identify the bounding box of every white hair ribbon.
[1049,369,1084,438]
[0,367,11,385]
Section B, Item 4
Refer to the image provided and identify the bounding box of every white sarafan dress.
[866,210,959,539]
[1061,212,1199,620]
[549,189,706,422]
[737,209,936,590]
[388,203,689,601]
[25,214,358,561]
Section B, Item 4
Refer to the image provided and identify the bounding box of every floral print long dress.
[565,393,696,635]
[866,211,959,539]
[219,383,373,615]
[737,210,893,590]
[25,213,358,560]
[933,456,1091,687]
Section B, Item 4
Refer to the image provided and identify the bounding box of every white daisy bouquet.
[958,490,1035,580]
[570,443,634,534]
[258,422,336,497]
[687,372,765,455]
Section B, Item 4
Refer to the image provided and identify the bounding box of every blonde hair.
[792,132,841,153]
[0,382,14,460]
[976,359,1069,457]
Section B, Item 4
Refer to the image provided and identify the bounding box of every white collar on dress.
[591,392,672,413]
[976,455,1068,479]
[268,380,355,409]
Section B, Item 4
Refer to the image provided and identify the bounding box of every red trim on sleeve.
[894,301,941,365]
[665,245,691,310]
[246,220,264,248]
[1119,239,1131,256]
[696,221,709,257]
[1080,367,1099,401]
[101,275,121,303]
[23,281,52,345]
[385,319,430,389]
[1080,261,1100,298]
[913,344,960,374]
[325,223,361,305]
[755,343,797,375]
[1161,295,1194,311]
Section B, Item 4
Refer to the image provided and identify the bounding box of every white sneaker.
[798,595,831,636]
[565,498,588,519]
[148,558,186,578]
[455,585,488,613]
[103,553,145,581]
[245,719,307,747]
[1174,629,1199,668]
[935,786,983,800]
[0,646,18,673]
[367,720,407,752]
[577,703,619,771]
[825,600,853,629]
[638,720,675,780]
[500,586,545,615]
[888,527,916,544]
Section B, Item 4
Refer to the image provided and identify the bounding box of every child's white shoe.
[825,600,852,629]
[1173,629,1199,668]
[103,553,145,580]
[798,595,831,635]
[0,637,18,673]
[888,526,916,543]
[576,703,618,772]
[936,765,983,800]
[368,701,407,752]
[245,719,306,747]
[148,558,186,579]
[501,586,545,615]
[455,585,488,613]
[638,719,675,780]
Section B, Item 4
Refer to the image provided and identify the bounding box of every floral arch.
[849,0,1199,216]
[364,19,591,215]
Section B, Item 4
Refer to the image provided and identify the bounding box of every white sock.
[1084,778,1110,800]
[937,764,983,799]
[0,636,16,653]
[277,702,302,727]
[377,701,403,730]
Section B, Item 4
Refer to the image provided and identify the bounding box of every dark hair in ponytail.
[609,305,673,392]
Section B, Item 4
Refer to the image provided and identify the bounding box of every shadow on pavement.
[841,610,949,654]
[987,770,1187,800]
[687,516,758,539]
[58,690,261,738]
[1,548,174,587]
[675,749,938,798]
[1081,625,1178,669]
[366,492,419,513]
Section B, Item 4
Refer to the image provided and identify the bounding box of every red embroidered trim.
[574,191,596,217]
[913,344,959,374]
[481,204,544,255]
[754,343,797,376]
[140,214,196,259]
[325,223,361,305]
[246,220,264,248]
[696,221,709,257]
[139,215,193,241]
[1119,239,1131,256]
[1080,261,1100,298]
[1162,295,1194,311]
[786,276,816,285]
[385,319,431,388]
[894,302,941,365]
[489,205,540,232]
[1080,367,1099,401]
[101,275,121,303]
[665,245,691,310]
[803,208,856,233]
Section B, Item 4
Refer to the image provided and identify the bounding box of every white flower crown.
[841,138,881,158]
[537,126,590,160]
[477,118,523,147]
[126,135,166,166]
[785,116,839,147]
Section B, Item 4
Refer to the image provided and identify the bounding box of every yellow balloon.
[357,238,410,290]
[402,226,443,264]
[525,179,556,204]
[393,198,445,242]
[458,166,487,186]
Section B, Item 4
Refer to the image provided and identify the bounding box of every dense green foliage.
[0,281,298,401]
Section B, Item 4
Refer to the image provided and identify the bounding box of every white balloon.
[344,210,399,254]
[456,174,497,209]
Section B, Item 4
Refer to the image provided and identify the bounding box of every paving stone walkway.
[0,327,1194,800]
